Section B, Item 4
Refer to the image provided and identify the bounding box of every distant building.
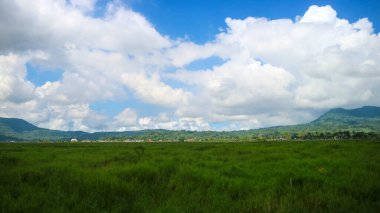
[70,138,78,142]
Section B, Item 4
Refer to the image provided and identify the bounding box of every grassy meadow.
[1,141,380,212]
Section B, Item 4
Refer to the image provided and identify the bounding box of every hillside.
[282,106,379,132]
[308,106,380,132]
[0,118,41,132]
[249,106,380,137]
[0,118,86,141]
[0,106,380,141]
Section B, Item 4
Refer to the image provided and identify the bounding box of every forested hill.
[1,106,380,141]
[0,117,86,141]
[311,106,380,131]
[257,106,380,133]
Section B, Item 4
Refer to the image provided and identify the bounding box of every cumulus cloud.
[0,1,379,131]
[0,0,184,131]
[166,42,219,67]
[137,115,210,131]
[0,54,35,103]
[122,72,191,107]
[113,108,138,131]
[69,0,96,12]
[300,5,338,24]
[169,4,380,127]
[0,0,169,53]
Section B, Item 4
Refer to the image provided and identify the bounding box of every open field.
[1,141,380,212]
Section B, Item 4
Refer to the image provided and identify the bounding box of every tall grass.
[1,141,380,212]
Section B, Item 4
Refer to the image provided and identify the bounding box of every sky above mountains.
[0,0,380,131]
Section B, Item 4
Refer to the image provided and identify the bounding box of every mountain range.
[1,106,380,141]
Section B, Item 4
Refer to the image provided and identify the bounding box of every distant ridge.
[319,106,380,119]
[256,106,380,134]
[0,117,86,141]
[309,106,380,131]
[0,117,42,132]
[0,106,379,141]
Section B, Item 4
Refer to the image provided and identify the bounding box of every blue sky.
[1,0,380,131]
[119,0,380,42]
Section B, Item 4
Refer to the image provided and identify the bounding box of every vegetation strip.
[1,141,380,212]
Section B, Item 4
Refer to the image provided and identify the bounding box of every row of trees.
[261,131,379,140]
[97,131,379,142]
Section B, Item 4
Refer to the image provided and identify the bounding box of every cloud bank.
[0,1,379,131]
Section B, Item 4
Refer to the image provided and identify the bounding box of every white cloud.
[0,0,170,53]
[69,0,96,12]
[113,108,138,131]
[0,2,379,131]
[0,54,35,103]
[172,59,295,121]
[167,4,380,127]
[137,116,210,131]
[122,72,191,107]
[166,42,218,67]
[353,18,373,33]
[0,0,186,131]
[300,5,338,24]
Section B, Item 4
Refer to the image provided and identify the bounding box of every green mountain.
[0,117,86,141]
[0,117,41,132]
[251,106,380,135]
[1,106,379,141]
[308,106,380,132]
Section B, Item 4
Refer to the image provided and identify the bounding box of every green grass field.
[1,141,380,212]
